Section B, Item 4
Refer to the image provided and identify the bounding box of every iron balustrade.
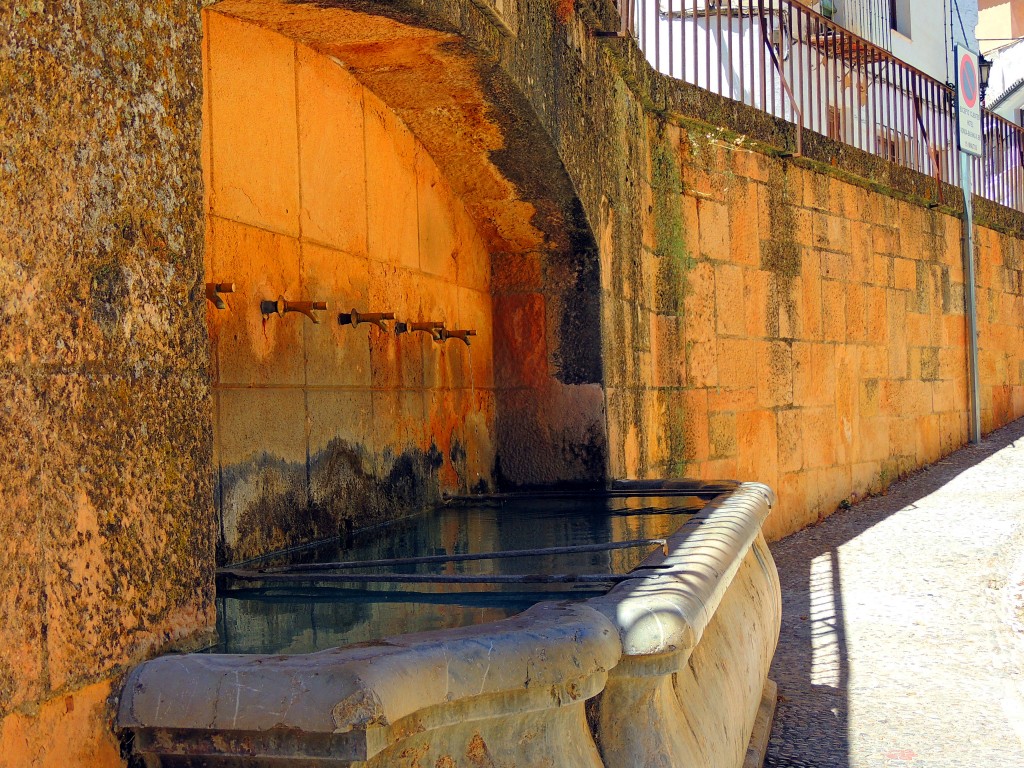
[618,0,1024,213]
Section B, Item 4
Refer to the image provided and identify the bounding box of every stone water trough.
[117,481,781,767]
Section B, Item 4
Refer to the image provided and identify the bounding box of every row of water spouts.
[206,282,477,345]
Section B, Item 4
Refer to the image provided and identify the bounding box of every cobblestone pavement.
[765,418,1024,768]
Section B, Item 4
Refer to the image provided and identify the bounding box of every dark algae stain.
[220,441,473,565]
[761,165,801,338]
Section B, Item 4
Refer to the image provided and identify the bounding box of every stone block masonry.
[376,0,1024,542]
[0,0,215,763]
[607,123,1024,541]
[203,10,498,563]
[3,0,1024,761]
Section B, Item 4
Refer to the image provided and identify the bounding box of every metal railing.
[619,0,1024,213]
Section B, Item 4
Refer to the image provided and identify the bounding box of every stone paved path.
[764,418,1024,768]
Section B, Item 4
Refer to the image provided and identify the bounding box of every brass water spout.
[395,320,445,339]
[339,309,395,333]
[436,329,477,346]
[261,296,328,323]
[205,282,235,310]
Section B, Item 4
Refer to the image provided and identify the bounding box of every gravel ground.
[764,418,1024,768]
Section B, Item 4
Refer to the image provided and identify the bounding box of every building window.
[877,127,911,165]
[828,106,843,142]
[889,0,911,38]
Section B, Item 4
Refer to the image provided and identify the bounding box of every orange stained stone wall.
[605,120,1024,541]
[0,682,123,767]
[203,11,496,563]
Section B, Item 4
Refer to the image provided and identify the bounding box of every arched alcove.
[203,0,605,563]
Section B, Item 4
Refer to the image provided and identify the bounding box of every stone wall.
[4,0,1024,760]
[603,122,1024,541]
[203,10,497,563]
[366,0,1024,542]
[0,1,214,763]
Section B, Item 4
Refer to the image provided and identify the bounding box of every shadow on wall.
[763,421,1024,767]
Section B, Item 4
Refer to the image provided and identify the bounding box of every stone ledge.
[590,481,775,656]
[118,600,620,762]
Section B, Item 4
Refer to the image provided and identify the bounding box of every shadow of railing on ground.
[763,418,1024,767]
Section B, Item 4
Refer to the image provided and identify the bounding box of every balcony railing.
[619,0,1024,213]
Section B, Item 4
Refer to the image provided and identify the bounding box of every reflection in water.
[212,493,708,654]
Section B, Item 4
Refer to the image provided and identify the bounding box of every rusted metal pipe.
[435,328,477,346]
[221,570,640,585]
[395,320,444,338]
[261,296,328,323]
[339,308,395,333]
[205,282,234,310]
[222,537,671,576]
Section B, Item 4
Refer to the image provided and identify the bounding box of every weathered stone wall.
[3,0,1024,759]
[200,0,619,562]
[596,72,1024,542]
[203,10,497,563]
[372,0,1024,541]
[605,125,1024,541]
[0,0,215,763]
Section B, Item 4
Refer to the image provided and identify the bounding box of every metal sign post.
[956,45,983,444]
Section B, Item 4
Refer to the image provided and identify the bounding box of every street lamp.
[979,54,992,105]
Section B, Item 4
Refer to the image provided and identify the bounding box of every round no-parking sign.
[956,45,983,156]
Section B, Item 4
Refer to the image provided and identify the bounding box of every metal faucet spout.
[395,320,445,339]
[339,309,396,333]
[261,296,328,323]
[205,282,235,310]
[436,329,477,346]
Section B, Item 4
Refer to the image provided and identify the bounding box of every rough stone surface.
[201,0,1024,554]
[765,416,1024,767]
[6,0,1024,760]
[594,532,780,768]
[589,483,775,655]
[0,0,215,762]
[203,2,614,564]
[203,9,503,562]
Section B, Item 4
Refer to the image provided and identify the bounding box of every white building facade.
[623,0,1023,211]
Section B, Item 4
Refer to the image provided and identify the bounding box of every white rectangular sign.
[956,45,983,157]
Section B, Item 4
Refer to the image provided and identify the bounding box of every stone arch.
[203,0,605,562]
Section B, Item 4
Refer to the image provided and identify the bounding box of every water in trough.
[212,491,712,654]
